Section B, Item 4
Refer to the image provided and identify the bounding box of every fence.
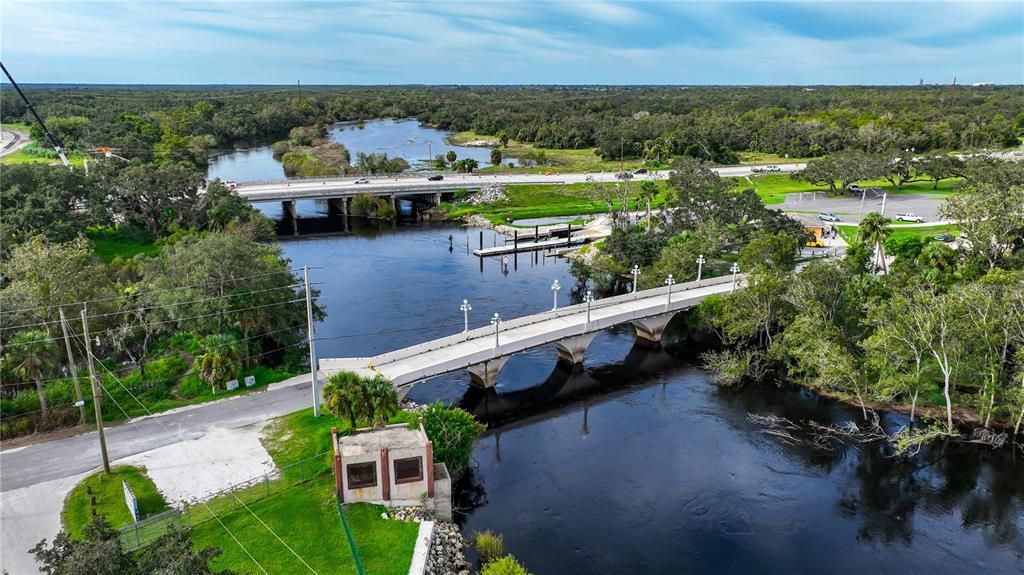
[118,450,331,551]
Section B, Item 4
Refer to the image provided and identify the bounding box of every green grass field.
[86,227,159,262]
[191,476,418,575]
[62,466,169,539]
[448,131,646,175]
[836,222,960,244]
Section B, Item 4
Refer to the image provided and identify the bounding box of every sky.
[1,0,1021,85]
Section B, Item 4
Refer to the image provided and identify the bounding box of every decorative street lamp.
[665,274,676,309]
[730,263,740,292]
[583,290,594,325]
[490,313,502,348]
[630,264,641,293]
[696,254,706,285]
[460,299,472,333]
[551,279,561,311]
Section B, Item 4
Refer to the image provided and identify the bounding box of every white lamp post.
[490,313,501,348]
[584,290,594,325]
[551,279,561,311]
[730,263,740,292]
[696,254,706,285]
[630,264,641,293]
[460,299,472,333]
[665,274,676,309]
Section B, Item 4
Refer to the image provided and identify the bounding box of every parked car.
[354,178,369,184]
[895,212,924,222]
[634,168,648,175]
[818,212,841,222]
[848,184,862,193]
[224,180,237,191]
[428,175,443,181]
[935,234,954,242]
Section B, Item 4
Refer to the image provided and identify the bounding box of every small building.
[790,213,826,247]
[331,422,452,520]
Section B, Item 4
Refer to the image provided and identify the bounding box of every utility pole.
[59,310,86,424]
[304,266,321,417]
[80,307,110,474]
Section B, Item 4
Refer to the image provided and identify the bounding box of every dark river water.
[208,118,502,182]
[270,211,1024,574]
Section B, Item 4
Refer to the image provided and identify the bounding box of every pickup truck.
[895,213,923,222]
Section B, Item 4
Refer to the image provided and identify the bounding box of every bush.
[474,530,504,564]
[351,193,397,221]
[176,373,209,399]
[481,555,531,575]
[453,188,471,202]
[421,402,485,477]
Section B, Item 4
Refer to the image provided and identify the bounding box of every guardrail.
[322,274,743,371]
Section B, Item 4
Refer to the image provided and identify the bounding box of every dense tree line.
[4,86,1021,169]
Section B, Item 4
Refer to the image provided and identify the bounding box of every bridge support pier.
[434,192,442,206]
[328,197,348,217]
[282,200,298,236]
[467,356,510,389]
[632,312,677,346]
[554,332,599,365]
[389,194,397,213]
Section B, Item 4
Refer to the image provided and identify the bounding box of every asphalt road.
[234,163,806,200]
[0,128,29,157]
[0,379,312,492]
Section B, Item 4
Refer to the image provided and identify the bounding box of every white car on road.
[895,212,924,222]
[818,212,841,222]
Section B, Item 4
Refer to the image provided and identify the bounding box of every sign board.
[226,379,239,391]
[244,375,256,388]
[123,480,139,523]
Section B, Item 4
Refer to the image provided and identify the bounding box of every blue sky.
[2,1,1021,85]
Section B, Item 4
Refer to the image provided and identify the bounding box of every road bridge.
[320,274,744,392]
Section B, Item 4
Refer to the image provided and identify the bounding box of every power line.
[1,283,305,331]
[2,298,306,348]
[67,329,316,574]
[1,268,320,316]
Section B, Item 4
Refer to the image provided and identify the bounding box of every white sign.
[123,480,139,523]
[226,379,239,391]
[244,375,256,388]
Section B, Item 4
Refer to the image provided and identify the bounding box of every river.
[269,215,1023,574]
[208,118,504,182]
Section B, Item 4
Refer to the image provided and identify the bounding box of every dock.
[473,236,586,257]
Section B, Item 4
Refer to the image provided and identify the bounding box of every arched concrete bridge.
[319,274,744,393]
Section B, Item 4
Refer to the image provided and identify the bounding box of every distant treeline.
[3,85,1022,166]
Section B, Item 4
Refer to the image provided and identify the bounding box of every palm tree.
[364,374,398,428]
[196,334,241,393]
[5,331,58,421]
[323,370,364,429]
[638,180,658,233]
[858,212,892,273]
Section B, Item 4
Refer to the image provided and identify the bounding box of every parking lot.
[778,190,946,224]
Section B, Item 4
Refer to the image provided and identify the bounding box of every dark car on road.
[634,168,648,175]
[935,234,955,242]
[428,175,443,181]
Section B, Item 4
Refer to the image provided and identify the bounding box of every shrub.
[474,530,504,564]
[176,373,209,399]
[421,402,485,477]
[453,188,471,202]
[481,555,531,575]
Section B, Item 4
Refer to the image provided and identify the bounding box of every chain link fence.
[118,450,331,551]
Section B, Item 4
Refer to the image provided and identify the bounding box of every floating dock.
[473,236,586,257]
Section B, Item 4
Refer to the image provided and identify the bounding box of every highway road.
[234,162,806,202]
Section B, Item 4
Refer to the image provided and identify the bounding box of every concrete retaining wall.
[407,520,435,575]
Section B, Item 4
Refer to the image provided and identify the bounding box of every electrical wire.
[65,325,316,574]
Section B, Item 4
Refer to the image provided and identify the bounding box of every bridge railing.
[322,274,744,369]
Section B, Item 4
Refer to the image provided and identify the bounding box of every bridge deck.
[320,275,742,388]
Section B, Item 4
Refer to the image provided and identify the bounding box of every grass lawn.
[260,407,418,479]
[2,121,33,132]
[86,227,159,262]
[836,222,960,244]
[191,476,418,575]
[447,180,672,224]
[62,466,169,540]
